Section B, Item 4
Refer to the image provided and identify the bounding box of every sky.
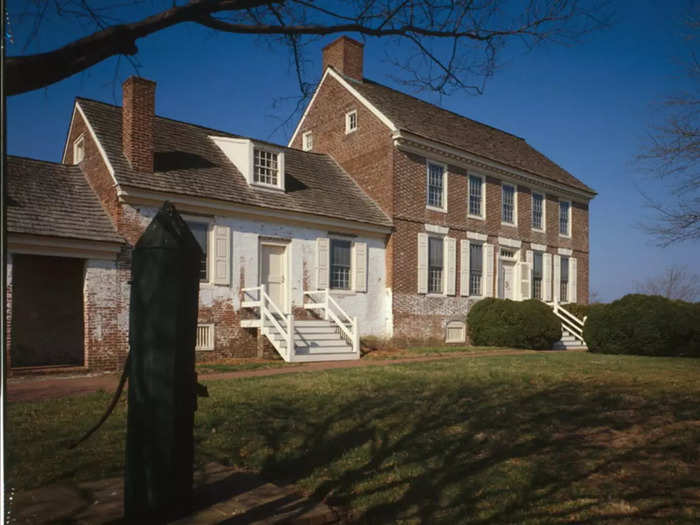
[6,0,700,302]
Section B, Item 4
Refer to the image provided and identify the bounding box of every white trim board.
[117,186,392,237]
[558,247,573,256]
[8,233,122,260]
[498,237,522,248]
[288,67,397,146]
[425,223,449,235]
[467,231,487,241]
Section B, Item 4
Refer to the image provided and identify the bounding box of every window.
[532,252,543,300]
[446,320,466,343]
[73,136,85,164]
[468,175,484,218]
[560,256,569,302]
[469,243,483,296]
[427,161,446,210]
[502,184,516,224]
[253,149,279,186]
[500,248,516,259]
[345,110,357,133]
[428,237,444,294]
[330,239,352,290]
[302,131,313,151]
[559,200,571,236]
[196,324,214,351]
[187,221,209,281]
[532,192,544,230]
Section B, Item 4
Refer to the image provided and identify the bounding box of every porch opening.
[11,254,85,368]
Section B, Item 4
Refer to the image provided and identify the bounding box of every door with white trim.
[261,244,287,312]
[499,260,515,299]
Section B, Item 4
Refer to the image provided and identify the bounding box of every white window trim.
[328,236,354,292]
[301,131,313,151]
[445,320,467,343]
[467,172,486,220]
[426,234,447,296]
[501,182,518,226]
[195,324,215,351]
[531,191,546,232]
[468,240,485,298]
[345,110,358,134]
[426,160,448,213]
[253,147,285,191]
[559,199,572,238]
[183,214,213,285]
[73,134,85,164]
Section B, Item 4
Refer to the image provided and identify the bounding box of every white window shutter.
[316,237,329,289]
[520,250,533,300]
[417,233,428,294]
[460,240,470,296]
[543,252,552,302]
[213,224,231,285]
[553,254,561,303]
[570,257,578,303]
[353,242,367,292]
[446,237,456,296]
[484,243,494,297]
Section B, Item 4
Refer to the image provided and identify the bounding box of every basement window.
[196,324,214,351]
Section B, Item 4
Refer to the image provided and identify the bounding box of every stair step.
[294,345,353,354]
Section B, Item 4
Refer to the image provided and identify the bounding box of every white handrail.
[551,303,585,343]
[245,284,293,360]
[303,289,359,354]
[555,303,584,328]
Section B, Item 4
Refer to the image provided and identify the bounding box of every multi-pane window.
[469,175,483,217]
[345,110,357,133]
[427,162,445,209]
[330,239,352,290]
[428,237,444,294]
[302,131,313,151]
[73,136,85,164]
[532,193,544,230]
[532,252,543,300]
[560,256,569,302]
[187,221,208,281]
[559,201,570,236]
[254,149,279,186]
[469,243,483,296]
[502,184,515,224]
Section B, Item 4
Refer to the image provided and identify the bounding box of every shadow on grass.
[196,374,700,523]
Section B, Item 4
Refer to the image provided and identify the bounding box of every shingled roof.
[76,98,392,228]
[346,76,595,195]
[7,156,122,243]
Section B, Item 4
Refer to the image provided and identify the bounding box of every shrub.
[584,294,700,357]
[467,298,561,350]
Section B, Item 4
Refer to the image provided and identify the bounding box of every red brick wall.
[322,37,364,81]
[122,77,155,173]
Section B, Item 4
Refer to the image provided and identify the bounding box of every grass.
[195,358,294,374]
[7,352,700,523]
[362,344,517,359]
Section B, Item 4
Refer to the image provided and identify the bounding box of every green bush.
[467,298,561,350]
[584,294,700,357]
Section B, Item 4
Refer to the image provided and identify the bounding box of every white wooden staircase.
[240,286,360,362]
[551,303,588,350]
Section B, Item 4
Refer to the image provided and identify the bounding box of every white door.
[499,261,515,299]
[261,244,287,311]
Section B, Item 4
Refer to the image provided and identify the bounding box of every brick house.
[6,36,594,372]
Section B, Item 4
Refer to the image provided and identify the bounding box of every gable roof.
[76,98,392,229]
[7,156,123,244]
[301,69,594,195]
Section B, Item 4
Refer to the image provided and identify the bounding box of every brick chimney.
[322,36,364,80]
[122,76,156,172]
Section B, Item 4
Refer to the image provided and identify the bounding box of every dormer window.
[254,149,279,186]
[209,136,286,191]
[73,135,85,164]
[302,131,313,151]
[345,110,357,134]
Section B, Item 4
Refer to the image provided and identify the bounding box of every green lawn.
[7,352,700,523]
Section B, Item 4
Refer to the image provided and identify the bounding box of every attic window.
[73,135,85,164]
[345,110,358,134]
[254,149,279,186]
[302,131,313,151]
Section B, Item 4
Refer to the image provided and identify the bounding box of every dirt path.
[6,349,542,403]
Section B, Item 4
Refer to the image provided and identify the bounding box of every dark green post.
[125,202,202,521]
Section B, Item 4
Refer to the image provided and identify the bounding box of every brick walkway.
[6,349,542,403]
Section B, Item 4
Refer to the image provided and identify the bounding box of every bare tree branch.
[635,265,700,302]
[7,0,612,97]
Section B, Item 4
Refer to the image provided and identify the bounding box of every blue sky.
[6,1,699,302]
